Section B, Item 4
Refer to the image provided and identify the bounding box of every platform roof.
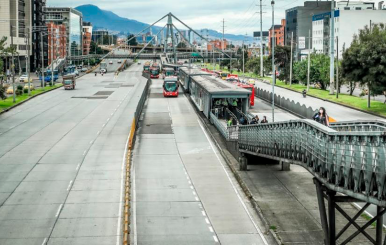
[192,75,252,96]
[179,67,212,76]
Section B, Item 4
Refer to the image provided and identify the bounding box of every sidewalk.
[255,80,385,121]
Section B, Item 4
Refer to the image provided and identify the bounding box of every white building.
[312,2,386,59]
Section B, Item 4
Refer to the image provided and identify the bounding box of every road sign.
[299,37,306,49]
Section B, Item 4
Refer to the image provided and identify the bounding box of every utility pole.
[329,0,335,95]
[40,32,45,90]
[230,42,232,73]
[26,27,31,96]
[336,36,339,99]
[289,32,293,87]
[11,25,16,103]
[260,0,264,77]
[271,0,275,123]
[222,19,225,69]
[51,24,54,86]
[307,30,311,92]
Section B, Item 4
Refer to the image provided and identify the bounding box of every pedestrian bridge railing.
[238,119,386,207]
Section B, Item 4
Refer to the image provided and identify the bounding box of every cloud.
[46,0,384,35]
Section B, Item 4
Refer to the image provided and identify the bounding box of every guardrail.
[331,120,386,132]
[238,119,386,206]
[255,87,318,119]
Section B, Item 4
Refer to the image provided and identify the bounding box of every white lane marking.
[83,150,87,156]
[202,211,206,217]
[353,203,386,229]
[186,176,189,180]
[117,132,131,245]
[107,118,110,122]
[197,119,269,245]
[67,180,73,191]
[205,218,210,224]
[111,113,114,116]
[209,226,214,233]
[195,197,199,201]
[193,191,197,196]
[190,185,194,190]
[89,140,93,144]
[213,236,219,243]
[76,163,81,171]
[96,131,100,135]
[41,238,47,245]
[188,181,192,185]
[102,124,106,127]
[55,204,63,217]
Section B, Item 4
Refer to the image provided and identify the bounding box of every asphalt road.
[0,63,147,244]
[130,78,273,245]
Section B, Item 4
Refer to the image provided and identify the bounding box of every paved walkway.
[131,78,272,245]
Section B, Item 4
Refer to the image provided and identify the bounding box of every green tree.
[127,34,138,46]
[90,41,106,55]
[245,56,271,76]
[267,46,291,83]
[293,53,330,90]
[341,24,386,107]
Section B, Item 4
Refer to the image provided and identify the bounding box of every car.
[138,62,141,65]
[248,79,256,85]
[81,67,88,72]
[6,86,14,94]
[109,61,113,65]
[100,68,107,74]
[77,65,83,70]
[24,84,35,91]
[117,60,122,64]
[19,74,33,83]
[74,70,79,76]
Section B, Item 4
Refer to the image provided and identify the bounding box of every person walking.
[261,116,268,124]
[313,107,330,127]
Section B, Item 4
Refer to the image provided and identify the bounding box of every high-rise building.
[268,19,286,50]
[82,22,93,55]
[285,1,331,60]
[46,22,67,66]
[45,7,83,57]
[31,0,46,71]
[312,2,385,59]
[0,0,33,72]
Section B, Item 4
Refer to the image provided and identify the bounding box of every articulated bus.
[226,74,255,107]
[163,77,179,97]
[143,61,151,73]
[40,70,59,82]
[150,67,160,79]
[162,68,175,79]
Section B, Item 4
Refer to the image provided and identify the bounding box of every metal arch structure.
[235,119,386,244]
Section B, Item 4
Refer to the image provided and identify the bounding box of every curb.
[184,93,281,245]
[256,79,386,120]
[0,84,63,116]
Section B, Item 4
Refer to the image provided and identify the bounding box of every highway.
[0,63,146,244]
[130,77,274,245]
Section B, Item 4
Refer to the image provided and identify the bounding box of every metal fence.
[210,112,229,139]
[255,87,318,119]
[331,120,386,132]
[134,78,151,127]
[238,119,386,206]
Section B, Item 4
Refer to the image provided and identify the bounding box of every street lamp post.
[10,25,16,103]
[271,0,275,123]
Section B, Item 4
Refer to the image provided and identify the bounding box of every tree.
[341,24,386,107]
[293,53,330,90]
[245,56,271,76]
[90,41,106,55]
[127,34,138,46]
[267,46,291,83]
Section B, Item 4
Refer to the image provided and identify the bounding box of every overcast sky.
[46,0,384,36]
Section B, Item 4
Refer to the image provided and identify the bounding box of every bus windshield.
[165,70,174,76]
[220,72,229,78]
[64,80,72,85]
[164,80,178,92]
[144,66,150,71]
[151,69,159,75]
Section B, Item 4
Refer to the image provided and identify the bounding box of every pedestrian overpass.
[220,119,386,245]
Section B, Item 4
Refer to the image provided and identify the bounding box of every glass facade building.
[45,7,83,57]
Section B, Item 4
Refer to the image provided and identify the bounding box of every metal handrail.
[210,112,229,139]
[238,119,386,206]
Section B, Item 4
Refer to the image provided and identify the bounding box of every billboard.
[298,37,306,49]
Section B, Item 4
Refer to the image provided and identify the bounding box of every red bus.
[150,67,160,79]
[163,77,179,97]
[226,74,255,107]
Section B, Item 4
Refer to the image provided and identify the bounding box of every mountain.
[75,5,162,34]
[75,4,254,43]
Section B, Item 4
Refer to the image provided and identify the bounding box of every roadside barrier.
[122,78,151,245]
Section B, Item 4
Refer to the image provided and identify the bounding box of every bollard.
[281,160,290,171]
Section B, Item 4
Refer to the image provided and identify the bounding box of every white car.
[81,67,88,72]
[109,61,113,65]
[117,60,122,64]
[19,74,32,83]
[100,68,107,74]
[74,70,79,76]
